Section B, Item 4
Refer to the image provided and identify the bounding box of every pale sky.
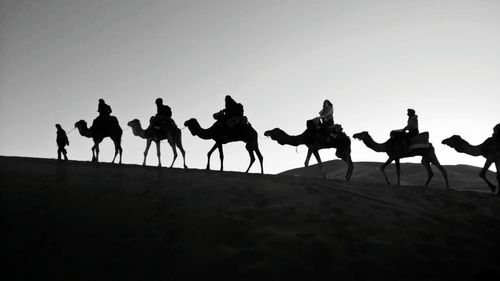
[1,0,499,174]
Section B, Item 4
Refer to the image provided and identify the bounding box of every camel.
[264,128,353,180]
[442,134,500,194]
[75,117,123,163]
[353,131,449,189]
[184,118,263,173]
[127,119,187,168]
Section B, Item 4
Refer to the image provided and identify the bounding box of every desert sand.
[1,156,500,280]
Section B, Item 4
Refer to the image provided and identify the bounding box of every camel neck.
[77,126,93,138]
[361,134,387,153]
[453,138,483,156]
[131,125,147,139]
[276,130,309,146]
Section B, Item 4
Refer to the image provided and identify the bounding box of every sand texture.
[1,156,500,280]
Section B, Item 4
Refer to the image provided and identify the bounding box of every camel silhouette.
[353,131,449,189]
[184,118,263,173]
[442,134,499,194]
[127,119,187,168]
[264,128,353,180]
[75,117,123,163]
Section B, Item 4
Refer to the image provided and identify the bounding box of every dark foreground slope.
[1,156,500,280]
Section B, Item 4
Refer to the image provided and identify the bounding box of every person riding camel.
[394,108,419,150]
[153,98,173,131]
[93,99,113,130]
[403,108,419,138]
[98,99,112,117]
[216,95,244,129]
[55,124,69,160]
[493,123,500,141]
[313,99,335,142]
[319,99,334,127]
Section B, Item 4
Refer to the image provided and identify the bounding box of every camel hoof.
[184,165,188,169]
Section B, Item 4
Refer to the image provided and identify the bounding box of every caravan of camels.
[67,97,499,194]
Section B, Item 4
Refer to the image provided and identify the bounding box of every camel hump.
[409,132,430,149]
[92,115,119,129]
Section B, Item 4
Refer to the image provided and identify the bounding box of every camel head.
[353,131,370,141]
[441,135,463,147]
[263,128,285,140]
[127,119,141,128]
[184,118,200,135]
[74,120,88,129]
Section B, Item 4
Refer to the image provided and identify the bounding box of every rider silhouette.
[98,99,112,117]
[393,108,419,150]
[153,98,173,131]
[403,108,419,138]
[493,124,500,141]
[216,95,244,129]
[55,124,69,160]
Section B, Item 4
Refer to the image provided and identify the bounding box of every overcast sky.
[1,0,499,174]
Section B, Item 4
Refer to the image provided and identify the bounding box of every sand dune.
[281,160,497,193]
[1,156,500,280]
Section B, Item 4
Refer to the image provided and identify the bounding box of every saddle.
[226,116,248,129]
[307,118,344,144]
[148,116,177,138]
[390,130,430,150]
[92,115,118,131]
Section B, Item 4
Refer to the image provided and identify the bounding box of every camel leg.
[312,150,326,179]
[304,149,312,167]
[342,154,354,181]
[178,144,187,169]
[395,158,401,186]
[245,144,256,173]
[479,160,496,193]
[94,143,100,163]
[118,144,122,164]
[218,144,224,171]
[156,141,162,167]
[255,148,264,174]
[169,141,177,168]
[421,158,434,187]
[143,139,152,165]
[495,161,499,195]
[112,139,122,164]
[380,158,393,185]
[91,144,96,162]
[430,156,449,190]
[337,149,353,181]
[206,143,219,170]
[175,133,188,169]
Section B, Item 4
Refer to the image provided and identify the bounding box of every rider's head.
[494,123,500,137]
[323,99,332,107]
[99,98,104,103]
[225,95,235,106]
[407,108,416,116]
[155,98,163,105]
[55,124,61,130]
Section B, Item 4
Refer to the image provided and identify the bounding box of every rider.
[219,95,244,129]
[493,123,500,141]
[55,124,69,161]
[98,99,112,117]
[316,99,334,141]
[154,98,173,130]
[399,108,419,149]
[403,108,419,138]
[319,99,334,126]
